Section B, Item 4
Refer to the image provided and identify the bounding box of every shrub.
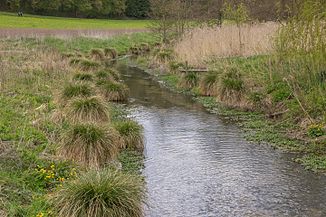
[90,49,105,60]
[66,97,110,123]
[97,80,129,102]
[104,48,118,59]
[114,120,144,150]
[61,83,94,101]
[199,72,219,96]
[51,169,144,217]
[73,73,93,82]
[60,124,120,168]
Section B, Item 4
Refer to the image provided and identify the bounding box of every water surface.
[120,65,326,217]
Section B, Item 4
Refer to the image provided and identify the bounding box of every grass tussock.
[51,169,144,217]
[73,72,93,82]
[199,71,219,96]
[90,48,105,60]
[60,123,120,168]
[114,120,144,150]
[174,22,278,67]
[104,47,118,59]
[97,80,129,102]
[61,83,94,101]
[66,96,110,123]
[216,67,246,106]
[179,72,199,89]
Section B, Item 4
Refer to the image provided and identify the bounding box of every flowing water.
[120,65,326,217]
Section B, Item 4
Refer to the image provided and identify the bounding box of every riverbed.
[120,65,326,217]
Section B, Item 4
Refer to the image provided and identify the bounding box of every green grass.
[0,12,150,29]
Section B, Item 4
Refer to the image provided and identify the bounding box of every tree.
[222,2,249,54]
[126,0,150,18]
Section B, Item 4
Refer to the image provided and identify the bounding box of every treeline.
[1,0,294,20]
[1,0,150,18]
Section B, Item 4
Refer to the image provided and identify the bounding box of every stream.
[120,65,326,217]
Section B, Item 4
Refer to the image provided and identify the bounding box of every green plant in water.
[114,120,144,150]
[60,124,120,168]
[50,169,144,217]
[66,97,109,123]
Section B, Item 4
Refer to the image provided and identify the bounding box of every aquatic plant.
[60,123,120,168]
[114,120,144,150]
[51,169,144,217]
[66,96,109,123]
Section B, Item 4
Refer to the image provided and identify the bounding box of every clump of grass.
[69,58,82,65]
[217,67,245,105]
[79,59,101,70]
[97,80,129,102]
[104,47,118,59]
[179,72,199,89]
[114,120,144,150]
[60,124,120,168]
[157,49,173,62]
[73,72,93,82]
[140,43,150,53]
[90,48,105,60]
[51,169,144,217]
[66,97,109,123]
[199,71,219,96]
[61,83,94,101]
[95,69,120,81]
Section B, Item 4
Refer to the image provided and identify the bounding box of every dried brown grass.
[174,22,279,67]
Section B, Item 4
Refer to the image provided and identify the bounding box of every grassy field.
[0,12,150,29]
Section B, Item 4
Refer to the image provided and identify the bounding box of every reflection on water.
[120,65,326,217]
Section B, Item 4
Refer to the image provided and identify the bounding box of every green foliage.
[180,72,198,89]
[51,169,145,217]
[114,119,144,150]
[60,124,120,168]
[73,73,93,82]
[221,68,244,92]
[62,83,94,100]
[296,155,326,172]
[97,80,129,102]
[307,123,325,138]
[66,97,110,123]
[222,2,249,26]
[267,82,292,103]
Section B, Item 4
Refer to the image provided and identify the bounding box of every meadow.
[0,32,157,216]
[0,12,150,29]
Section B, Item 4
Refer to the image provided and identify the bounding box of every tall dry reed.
[174,22,279,67]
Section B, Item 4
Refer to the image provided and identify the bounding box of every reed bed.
[174,22,279,67]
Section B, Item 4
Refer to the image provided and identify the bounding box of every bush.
[97,80,129,102]
[66,97,110,123]
[51,169,144,217]
[60,124,120,168]
[307,123,325,138]
[114,120,144,150]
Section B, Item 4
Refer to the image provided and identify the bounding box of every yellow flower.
[40,169,46,174]
[36,212,43,217]
[50,164,55,169]
[45,175,51,179]
[59,177,65,182]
